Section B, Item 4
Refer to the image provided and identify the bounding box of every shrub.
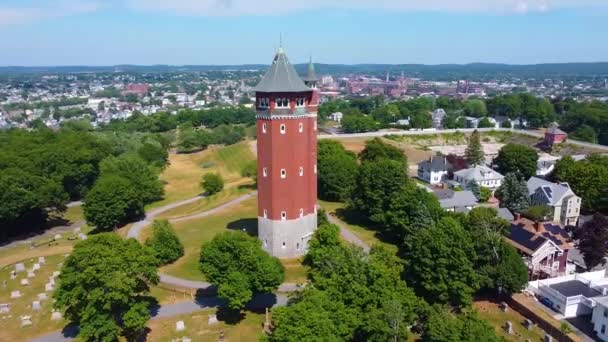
[145,220,184,265]
[201,173,224,195]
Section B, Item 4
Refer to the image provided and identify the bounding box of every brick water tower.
[254,48,318,258]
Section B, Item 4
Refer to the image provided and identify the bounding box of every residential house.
[528,270,608,319]
[536,153,561,177]
[453,165,504,190]
[527,177,581,227]
[418,156,450,185]
[434,189,479,212]
[545,122,568,146]
[592,297,608,341]
[505,217,574,279]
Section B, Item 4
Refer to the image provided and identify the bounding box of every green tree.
[270,289,358,342]
[570,125,598,144]
[84,176,144,230]
[199,231,284,310]
[317,140,359,201]
[422,308,502,342]
[145,220,184,266]
[385,183,445,241]
[405,217,479,307]
[464,99,488,117]
[54,234,159,341]
[99,154,164,203]
[240,160,257,185]
[465,130,484,166]
[359,138,407,165]
[201,173,224,195]
[477,117,494,128]
[351,159,408,224]
[496,173,530,213]
[466,180,481,200]
[495,143,539,179]
[554,155,608,212]
[341,114,377,133]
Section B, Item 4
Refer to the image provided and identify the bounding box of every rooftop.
[253,48,311,93]
[454,165,504,182]
[435,190,479,209]
[550,280,603,298]
[527,177,574,206]
[506,218,573,255]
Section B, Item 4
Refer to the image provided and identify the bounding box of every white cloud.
[126,0,607,16]
[0,0,102,27]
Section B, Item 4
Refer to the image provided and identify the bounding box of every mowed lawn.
[157,197,259,281]
[0,255,67,341]
[146,309,265,342]
[319,200,399,255]
[156,196,308,284]
[148,142,255,210]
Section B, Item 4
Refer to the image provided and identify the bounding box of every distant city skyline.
[1,0,607,66]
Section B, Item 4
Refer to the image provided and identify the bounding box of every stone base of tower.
[258,213,317,258]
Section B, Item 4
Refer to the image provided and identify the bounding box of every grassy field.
[474,300,546,341]
[158,197,259,281]
[61,205,85,224]
[148,142,255,210]
[157,187,253,220]
[0,255,67,341]
[155,196,308,284]
[146,309,265,342]
[319,200,399,255]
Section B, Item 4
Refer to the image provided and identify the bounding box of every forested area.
[0,127,169,239]
[319,94,608,145]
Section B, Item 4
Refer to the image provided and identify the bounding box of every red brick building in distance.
[123,84,151,96]
[254,48,319,258]
[544,123,568,147]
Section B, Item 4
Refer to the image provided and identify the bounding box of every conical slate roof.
[302,58,318,82]
[254,48,311,93]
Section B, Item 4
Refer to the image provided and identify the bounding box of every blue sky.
[1,0,607,66]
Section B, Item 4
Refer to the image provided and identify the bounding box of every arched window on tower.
[298,122,303,133]
[262,123,267,133]
[280,124,286,134]
[276,97,289,108]
[299,167,304,176]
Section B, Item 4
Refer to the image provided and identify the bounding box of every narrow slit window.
[281,169,286,179]
[298,122,303,133]
[281,211,287,220]
[299,167,304,176]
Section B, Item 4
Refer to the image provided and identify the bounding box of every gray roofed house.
[418,156,450,185]
[253,48,311,93]
[453,165,504,190]
[527,177,581,226]
[435,189,479,212]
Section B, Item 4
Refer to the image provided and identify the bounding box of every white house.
[418,156,450,185]
[593,297,608,341]
[528,270,608,319]
[536,153,561,177]
[453,165,504,190]
[527,177,582,227]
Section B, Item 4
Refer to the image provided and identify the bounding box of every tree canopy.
[553,154,608,212]
[54,233,159,341]
[496,173,530,214]
[83,175,144,230]
[145,220,184,266]
[199,231,284,310]
[317,140,359,202]
[495,143,539,179]
[201,173,224,196]
[465,130,484,166]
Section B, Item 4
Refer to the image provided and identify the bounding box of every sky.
[1,0,607,66]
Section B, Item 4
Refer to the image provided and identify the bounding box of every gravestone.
[524,319,534,330]
[38,256,46,264]
[182,338,191,342]
[32,301,41,311]
[21,315,32,327]
[10,270,17,279]
[219,330,225,342]
[45,283,54,292]
[176,320,185,332]
[11,291,21,298]
[20,279,29,286]
[500,302,509,312]
[51,310,62,321]
[78,233,87,240]
[15,263,25,273]
[74,227,81,234]
[544,334,554,342]
[2,280,5,288]
[54,234,62,240]
[48,277,55,285]
[27,271,35,278]
[52,271,60,278]
[0,303,9,314]
[38,293,48,300]
[504,321,513,334]
[208,314,218,325]
[32,263,41,271]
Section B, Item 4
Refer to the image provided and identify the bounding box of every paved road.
[29,293,289,342]
[327,213,371,253]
